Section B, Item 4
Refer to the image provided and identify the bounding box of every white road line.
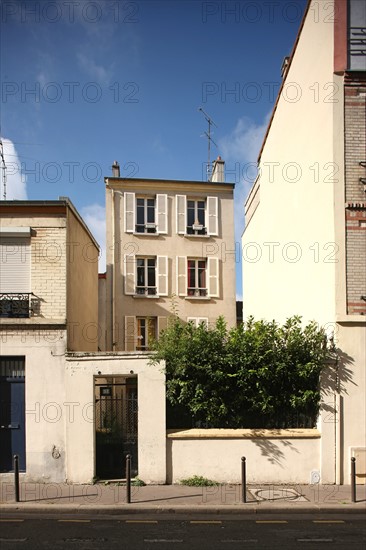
[0,519,24,523]
[0,538,27,543]
[144,539,183,543]
[297,539,333,543]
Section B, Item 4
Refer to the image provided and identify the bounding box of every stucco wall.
[65,354,166,484]
[167,429,321,484]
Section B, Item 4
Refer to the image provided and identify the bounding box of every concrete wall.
[167,429,320,484]
[65,353,166,484]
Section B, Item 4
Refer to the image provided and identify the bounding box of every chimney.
[211,156,225,182]
[112,160,120,177]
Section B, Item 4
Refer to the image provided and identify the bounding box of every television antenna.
[0,139,7,200]
[199,107,218,180]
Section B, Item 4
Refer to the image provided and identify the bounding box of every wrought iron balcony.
[135,286,157,296]
[187,287,207,297]
[0,293,32,318]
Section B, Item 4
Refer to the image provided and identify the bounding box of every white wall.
[167,429,320,484]
[65,354,166,484]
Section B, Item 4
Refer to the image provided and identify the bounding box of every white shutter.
[176,256,187,296]
[124,316,137,351]
[124,192,135,233]
[124,254,136,295]
[157,316,168,336]
[156,194,168,234]
[0,237,31,293]
[176,195,186,234]
[157,255,168,296]
[206,196,218,236]
[207,257,219,298]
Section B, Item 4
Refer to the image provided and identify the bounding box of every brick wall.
[344,75,366,315]
[31,227,67,319]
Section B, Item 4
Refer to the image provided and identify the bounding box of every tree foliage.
[150,315,329,429]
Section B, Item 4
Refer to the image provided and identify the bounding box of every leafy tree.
[150,315,329,429]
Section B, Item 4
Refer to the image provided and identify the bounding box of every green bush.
[180,475,218,487]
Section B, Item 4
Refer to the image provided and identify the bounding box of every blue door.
[0,357,26,472]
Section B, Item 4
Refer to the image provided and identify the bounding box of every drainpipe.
[111,188,116,351]
[335,357,341,484]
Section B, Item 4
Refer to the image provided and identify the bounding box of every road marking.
[144,540,183,543]
[126,520,158,524]
[297,539,333,543]
[256,520,288,524]
[0,519,24,523]
[58,519,91,523]
[190,520,222,524]
[0,539,27,543]
[313,520,345,524]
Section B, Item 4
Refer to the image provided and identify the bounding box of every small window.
[187,259,207,296]
[187,317,208,328]
[187,200,206,235]
[136,317,156,350]
[136,257,156,295]
[136,197,156,233]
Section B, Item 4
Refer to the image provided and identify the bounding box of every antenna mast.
[199,107,217,180]
[0,140,7,200]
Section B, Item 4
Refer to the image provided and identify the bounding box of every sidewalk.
[1,482,365,515]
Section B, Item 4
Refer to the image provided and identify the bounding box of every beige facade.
[242,0,366,484]
[103,159,236,351]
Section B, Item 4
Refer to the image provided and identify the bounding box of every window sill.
[133,232,161,237]
[184,296,211,301]
[183,234,211,238]
[132,294,161,299]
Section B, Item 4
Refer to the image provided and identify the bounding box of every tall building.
[242,0,365,483]
[101,158,236,351]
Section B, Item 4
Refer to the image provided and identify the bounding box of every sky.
[0,0,307,297]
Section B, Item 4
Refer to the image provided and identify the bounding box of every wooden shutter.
[157,255,168,296]
[124,254,136,295]
[176,256,187,296]
[207,257,219,298]
[124,192,135,233]
[176,195,186,234]
[156,194,168,234]
[124,316,137,351]
[206,196,218,236]
[0,237,31,293]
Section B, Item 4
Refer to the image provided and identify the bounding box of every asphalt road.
[0,514,365,549]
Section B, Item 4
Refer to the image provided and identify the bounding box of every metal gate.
[95,377,137,479]
[0,357,26,472]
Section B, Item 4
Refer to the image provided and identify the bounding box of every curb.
[1,503,365,516]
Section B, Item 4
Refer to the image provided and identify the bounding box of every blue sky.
[0,0,307,296]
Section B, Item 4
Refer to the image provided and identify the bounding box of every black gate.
[95,377,137,479]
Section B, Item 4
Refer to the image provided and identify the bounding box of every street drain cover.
[251,487,307,501]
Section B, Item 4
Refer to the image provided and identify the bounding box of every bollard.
[241,456,247,503]
[126,454,131,504]
[14,455,20,503]
[351,457,356,503]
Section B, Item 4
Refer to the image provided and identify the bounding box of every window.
[136,197,156,233]
[177,256,219,298]
[124,192,167,234]
[176,195,218,236]
[136,317,156,350]
[187,259,207,296]
[187,200,206,235]
[136,257,156,295]
[0,229,31,318]
[187,317,208,328]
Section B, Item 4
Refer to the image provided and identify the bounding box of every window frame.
[136,256,157,296]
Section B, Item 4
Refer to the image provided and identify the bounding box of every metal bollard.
[126,454,131,504]
[351,457,356,503]
[241,456,247,503]
[14,455,20,503]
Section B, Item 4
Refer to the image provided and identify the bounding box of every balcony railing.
[187,288,207,297]
[0,293,32,318]
[135,286,157,296]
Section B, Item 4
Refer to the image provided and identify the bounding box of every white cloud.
[0,138,27,200]
[80,203,106,272]
[77,52,112,85]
